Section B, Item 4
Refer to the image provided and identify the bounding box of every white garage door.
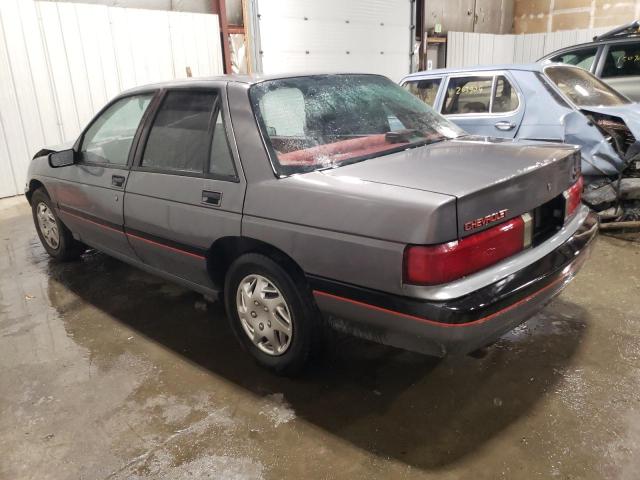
[256,0,411,82]
[0,0,223,199]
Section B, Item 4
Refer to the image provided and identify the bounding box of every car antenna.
[593,20,640,41]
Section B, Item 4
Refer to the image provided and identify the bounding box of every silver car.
[401,64,640,182]
[26,73,597,374]
[539,21,640,102]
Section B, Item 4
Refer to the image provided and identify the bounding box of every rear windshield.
[544,65,630,107]
[249,74,463,176]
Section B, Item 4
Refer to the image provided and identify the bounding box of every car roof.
[117,72,385,96]
[540,36,640,56]
[402,63,545,80]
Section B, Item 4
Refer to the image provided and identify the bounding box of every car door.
[440,73,524,138]
[55,92,156,260]
[124,86,245,289]
[597,42,640,102]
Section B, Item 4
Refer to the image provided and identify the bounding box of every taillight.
[403,217,525,286]
[564,176,583,219]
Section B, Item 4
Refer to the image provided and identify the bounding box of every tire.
[31,188,85,261]
[224,253,319,375]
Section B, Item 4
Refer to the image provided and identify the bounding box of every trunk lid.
[322,137,580,238]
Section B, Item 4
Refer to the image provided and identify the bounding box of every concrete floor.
[1,195,640,480]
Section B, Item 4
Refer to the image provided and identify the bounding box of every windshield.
[544,65,630,107]
[250,74,464,176]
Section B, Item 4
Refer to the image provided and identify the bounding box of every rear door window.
[549,47,598,70]
[442,76,493,114]
[142,91,216,174]
[601,43,640,78]
[404,78,442,107]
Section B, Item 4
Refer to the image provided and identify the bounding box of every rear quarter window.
[492,76,519,113]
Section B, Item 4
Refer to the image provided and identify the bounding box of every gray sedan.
[25,73,597,374]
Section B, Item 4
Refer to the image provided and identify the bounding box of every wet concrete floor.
[1,195,640,479]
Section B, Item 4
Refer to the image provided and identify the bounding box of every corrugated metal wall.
[39,0,214,14]
[446,27,610,68]
[255,0,411,82]
[0,0,223,198]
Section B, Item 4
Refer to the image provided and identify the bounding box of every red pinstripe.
[125,232,206,260]
[60,208,205,260]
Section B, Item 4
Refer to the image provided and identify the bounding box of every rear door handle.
[494,121,516,131]
[112,175,125,187]
[201,190,222,207]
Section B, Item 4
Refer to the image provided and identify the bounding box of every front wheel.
[224,253,319,375]
[31,188,85,261]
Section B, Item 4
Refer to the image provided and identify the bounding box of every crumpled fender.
[562,110,623,177]
[580,105,640,137]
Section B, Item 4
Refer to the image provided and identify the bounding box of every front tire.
[31,188,85,261]
[224,253,319,375]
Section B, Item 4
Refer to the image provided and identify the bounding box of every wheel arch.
[26,179,49,205]
[206,236,307,291]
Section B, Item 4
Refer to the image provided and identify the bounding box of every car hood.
[323,137,580,237]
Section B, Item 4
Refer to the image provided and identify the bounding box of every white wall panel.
[0,119,17,197]
[0,6,32,198]
[447,27,611,68]
[256,0,411,82]
[0,0,223,198]
[0,0,50,195]
[20,0,65,147]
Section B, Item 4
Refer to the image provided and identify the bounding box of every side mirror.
[48,149,76,168]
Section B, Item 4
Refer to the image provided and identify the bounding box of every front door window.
[80,94,153,165]
[404,78,442,107]
[549,47,598,71]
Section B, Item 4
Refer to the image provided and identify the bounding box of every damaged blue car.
[401,64,640,184]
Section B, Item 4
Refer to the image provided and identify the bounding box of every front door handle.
[112,175,126,188]
[494,121,516,131]
[201,190,222,207]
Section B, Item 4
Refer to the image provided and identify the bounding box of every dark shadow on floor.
[46,250,587,471]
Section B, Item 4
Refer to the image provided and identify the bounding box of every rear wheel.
[31,188,85,261]
[224,253,319,375]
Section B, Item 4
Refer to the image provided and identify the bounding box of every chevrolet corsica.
[26,73,598,374]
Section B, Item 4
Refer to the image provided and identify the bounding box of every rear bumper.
[310,209,599,357]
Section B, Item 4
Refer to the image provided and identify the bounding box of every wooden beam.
[228,25,245,34]
[211,0,232,74]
